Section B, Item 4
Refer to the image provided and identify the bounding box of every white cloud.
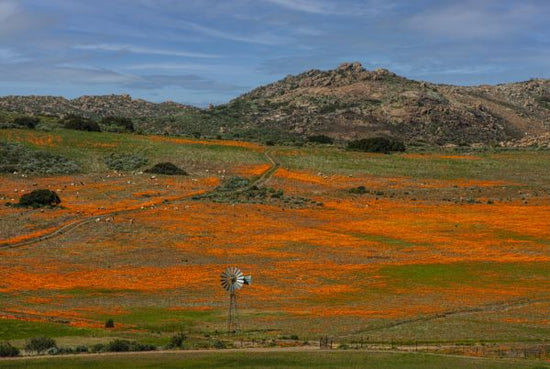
[0,48,27,63]
[178,20,287,45]
[74,44,220,58]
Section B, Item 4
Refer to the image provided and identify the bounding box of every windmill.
[220,266,251,332]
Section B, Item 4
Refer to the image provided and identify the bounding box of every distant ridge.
[1,63,549,146]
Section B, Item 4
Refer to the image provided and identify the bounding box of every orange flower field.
[0,131,549,345]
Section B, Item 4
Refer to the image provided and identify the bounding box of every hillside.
[1,63,549,146]
[220,62,550,145]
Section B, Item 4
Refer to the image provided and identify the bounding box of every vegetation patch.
[15,189,61,208]
[347,137,406,153]
[100,116,134,132]
[144,162,187,175]
[194,176,321,208]
[104,152,148,171]
[0,142,80,174]
[0,342,19,357]
[62,114,101,132]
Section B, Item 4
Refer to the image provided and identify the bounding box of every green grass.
[0,351,547,369]
[0,320,93,341]
[0,129,265,173]
[379,262,550,288]
[91,308,218,333]
[276,147,550,186]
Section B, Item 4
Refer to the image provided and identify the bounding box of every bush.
[104,339,156,352]
[25,336,57,354]
[105,318,114,328]
[307,135,333,144]
[90,343,105,353]
[100,116,134,132]
[104,153,148,171]
[349,186,367,194]
[13,116,40,129]
[62,114,101,132]
[166,332,187,349]
[0,142,80,174]
[75,345,88,353]
[347,137,406,153]
[213,340,226,349]
[145,162,187,175]
[18,189,61,208]
[0,342,20,357]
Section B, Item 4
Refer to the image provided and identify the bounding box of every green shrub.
[105,319,115,328]
[104,339,156,352]
[0,142,80,174]
[100,116,134,132]
[213,340,226,349]
[349,186,367,194]
[0,342,20,357]
[104,153,148,171]
[18,189,61,208]
[166,332,187,349]
[25,336,57,354]
[75,345,88,353]
[347,137,406,153]
[307,135,333,144]
[90,343,105,353]
[13,116,40,129]
[62,114,101,132]
[145,162,187,175]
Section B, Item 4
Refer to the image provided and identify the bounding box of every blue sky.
[0,0,548,106]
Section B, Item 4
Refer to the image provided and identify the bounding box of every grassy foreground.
[1,351,548,369]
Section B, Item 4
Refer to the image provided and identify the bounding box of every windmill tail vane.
[220,266,251,333]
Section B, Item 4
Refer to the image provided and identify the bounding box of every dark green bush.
[25,336,57,354]
[145,162,187,175]
[104,339,156,352]
[349,186,367,194]
[18,189,61,208]
[104,153,148,171]
[100,116,134,132]
[0,342,20,357]
[213,340,226,349]
[62,114,101,132]
[307,135,334,144]
[166,332,187,349]
[0,142,80,174]
[13,116,40,129]
[75,345,88,353]
[347,137,406,153]
[90,343,105,353]
[105,318,115,328]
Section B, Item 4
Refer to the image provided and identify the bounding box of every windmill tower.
[220,266,251,333]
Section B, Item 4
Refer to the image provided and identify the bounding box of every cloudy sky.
[0,0,548,106]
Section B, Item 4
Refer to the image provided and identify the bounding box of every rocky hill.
[0,94,196,119]
[1,63,549,146]
[218,62,550,145]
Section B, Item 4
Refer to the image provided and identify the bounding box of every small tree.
[18,189,61,208]
[144,162,187,175]
[105,319,115,328]
[13,116,40,129]
[347,137,405,153]
[307,135,334,144]
[0,342,20,357]
[167,332,187,349]
[25,336,57,354]
[62,114,101,132]
[100,116,134,132]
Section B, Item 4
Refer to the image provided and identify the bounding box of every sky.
[0,0,548,106]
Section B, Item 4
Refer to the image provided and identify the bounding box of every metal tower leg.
[228,292,239,333]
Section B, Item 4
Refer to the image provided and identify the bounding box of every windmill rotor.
[220,266,245,293]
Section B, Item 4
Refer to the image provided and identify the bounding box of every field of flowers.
[0,128,548,349]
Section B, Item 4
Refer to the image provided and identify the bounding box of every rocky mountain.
[1,63,549,146]
[0,94,196,119]
[218,62,549,145]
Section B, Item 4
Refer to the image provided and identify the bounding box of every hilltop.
[1,63,549,146]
